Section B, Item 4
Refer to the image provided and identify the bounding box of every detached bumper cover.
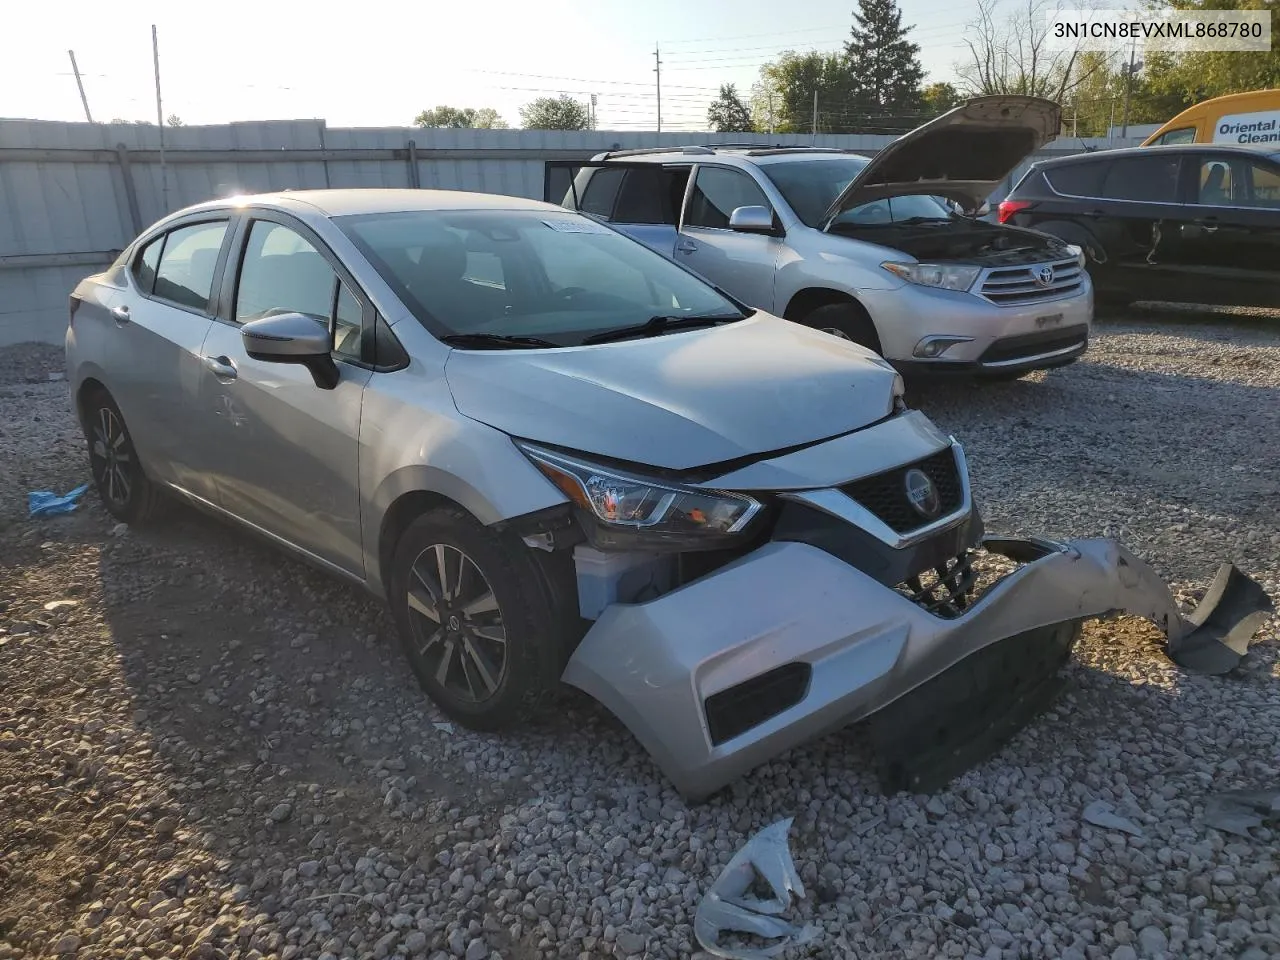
[562,536,1271,800]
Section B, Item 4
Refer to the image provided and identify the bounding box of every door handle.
[203,355,238,380]
[110,305,131,325]
[676,238,699,254]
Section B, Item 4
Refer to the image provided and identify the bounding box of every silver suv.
[548,96,1093,379]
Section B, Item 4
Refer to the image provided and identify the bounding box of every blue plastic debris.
[28,483,91,517]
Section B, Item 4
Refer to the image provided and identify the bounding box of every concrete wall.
[0,118,1141,345]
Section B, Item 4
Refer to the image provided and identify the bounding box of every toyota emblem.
[903,468,941,519]
[1034,265,1055,287]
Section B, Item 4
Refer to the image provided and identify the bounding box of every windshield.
[761,157,954,227]
[338,209,745,346]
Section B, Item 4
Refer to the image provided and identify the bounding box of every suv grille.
[840,447,963,534]
[980,258,1083,305]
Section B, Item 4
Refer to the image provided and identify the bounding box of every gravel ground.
[2,314,1278,960]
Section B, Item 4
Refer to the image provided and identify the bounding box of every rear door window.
[153,221,229,311]
[133,234,164,294]
[1044,162,1106,197]
[1099,155,1182,203]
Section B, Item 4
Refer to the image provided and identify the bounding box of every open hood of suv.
[820,96,1062,225]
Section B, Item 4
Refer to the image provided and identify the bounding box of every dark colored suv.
[1000,144,1280,308]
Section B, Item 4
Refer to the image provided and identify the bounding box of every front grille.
[704,663,812,746]
[896,550,979,619]
[978,325,1089,365]
[840,447,963,535]
[980,258,1083,305]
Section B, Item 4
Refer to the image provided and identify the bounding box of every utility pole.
[1119,38,1137,140]
[67,50,94,122]
[811,90,818,144]
[152,24,170,214]
[653,44,662,134]
[590,93,597,131]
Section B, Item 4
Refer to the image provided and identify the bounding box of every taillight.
[997,200,1033,224]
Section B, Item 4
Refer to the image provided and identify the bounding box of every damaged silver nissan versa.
[66,188,1273,801]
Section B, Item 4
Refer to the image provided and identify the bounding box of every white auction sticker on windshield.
[542,217,613,234]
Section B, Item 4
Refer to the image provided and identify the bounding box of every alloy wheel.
[820,326,852,340]
[89,406,134,508]
[405,543,508,704]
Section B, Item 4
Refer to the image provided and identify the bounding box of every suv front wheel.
[802,303,883,355]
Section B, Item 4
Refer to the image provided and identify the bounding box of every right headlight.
[881,261,982,293]
[516,442,763,551]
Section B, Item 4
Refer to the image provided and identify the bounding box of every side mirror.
[975,200,992,218]
[728,205,778,235]
[241,312,340,390]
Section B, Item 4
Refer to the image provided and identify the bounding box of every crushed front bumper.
[562,535,1271,801]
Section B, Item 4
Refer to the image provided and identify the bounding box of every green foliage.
[707,84,755,133]
[845,0,925,114]
[759,51,857,132]
[1138,0,1279,106]
[518,96,591,131]
[920,82,961,116]
[414,106,508,129]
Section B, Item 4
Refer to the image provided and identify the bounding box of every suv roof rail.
[599,143,863,160]
[744,146,859,156]
[599,145,716,159]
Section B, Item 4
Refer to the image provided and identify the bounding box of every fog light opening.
[913,336,974,359]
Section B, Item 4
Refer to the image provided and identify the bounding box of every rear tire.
[81,389,167,524]
[388,506,567,730]
[801,302,883,355]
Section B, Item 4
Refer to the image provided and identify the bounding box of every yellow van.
[1142,89,1280,146]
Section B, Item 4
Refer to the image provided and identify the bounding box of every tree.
[1137,0,1280,110]
[471,107,507,129]
[415,105,507,129]
[166,114,184,127]
[845,0,925,120]
[518,95,591,130]
[707,84,755,132]
[956,0,1104,103]
[758,51,857,133]
[920,81,962,117]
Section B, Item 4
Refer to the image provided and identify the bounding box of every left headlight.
[1063,243,1087,269]
[517,442,763,550]
[881,261,982,293]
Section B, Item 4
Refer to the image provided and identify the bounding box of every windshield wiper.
[580,313,744,346]
[441,333,561,350]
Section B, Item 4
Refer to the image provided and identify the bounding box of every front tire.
[801,302,883,354]
[82,389,166,524]
[388,507,565,730]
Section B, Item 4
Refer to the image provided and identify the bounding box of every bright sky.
[4,0,985,131]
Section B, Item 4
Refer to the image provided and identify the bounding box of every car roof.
[176,188,561,219]
[1037,143,1280,167]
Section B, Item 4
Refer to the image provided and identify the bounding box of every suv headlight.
[517,442,762,551]
[1063,243,1087,268]
[881,261,981,293]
